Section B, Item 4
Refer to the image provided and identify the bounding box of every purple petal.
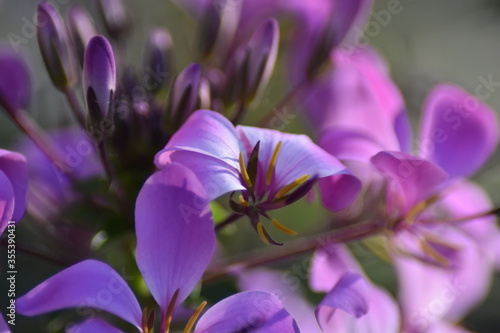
[135,163,215,312]
[16,260,142,329]
[318,173,362,212]
[237,126,356,196]
[0,48,31,110]
[84,35,116,118]
[319,128,386,161]
[394,226,493,331]
[156,110,242,171]
[419,84,499,180]
[309,244,363,293]
[238,269,321,333]
[315,273,369,331]
[194,291,299,333]
[67,319,122,333]
[0,311,10,333]
[0,149,28,222]
[0,173,15,235]
[169,63,201,124]
[371,151,448,213]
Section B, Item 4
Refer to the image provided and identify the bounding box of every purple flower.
[0,48,31,111]
[17,163,298,332]
[0,149,28,235]
[0,313,10,333]
[155,110,360,244]
[37,1,78,89]
[67,5,98,67]
[168,63,202,129]
[84,35,116,128]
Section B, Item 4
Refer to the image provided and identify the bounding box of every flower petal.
[67,319,123,333]
[237,126,355,197]
[0,171,14,235]
[194,291,299,333]
[238,269,321,333]
[0,149,28,222]
[371,151,448,213]
[315,273,368,331]
[419,84,499,180]
[0,48,31,110]
[0,312,10,333]
[135,163,215,312]
[16,260,142,329]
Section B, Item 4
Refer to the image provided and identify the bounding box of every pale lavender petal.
[319,128,386,161]
[419,84,499,180]
[371,151,448,213]
[67,319,123,333]
[0,171,14,235]
[194,291,299,333]
[0,149,28,222]
[16,260,142,329]
[135,163,215,312]
[238,269,321,333]
[156,110,242,171]
[309,244,362,293]
[237,126,357,199]
[395,226,493,331]
[315,273,369,331]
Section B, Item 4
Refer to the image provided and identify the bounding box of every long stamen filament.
[266,141,282,185]
[164,289,180,333]
[239,194,250,207]
[183,301,207,333]
[275,174,310,199]
[420,239,449,267]
[239,152,253,188]
[256,222,270,244]
[271,218,297,236]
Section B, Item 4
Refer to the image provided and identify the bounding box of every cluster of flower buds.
[0,0,499,332]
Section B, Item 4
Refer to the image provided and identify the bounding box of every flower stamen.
[183,301,207,333]
[164,289,180,333]
[256,221,270,245]
[275,174,310,199]
[266,141,282,185]
[271,218,297,236]
[238,194,250,207]
[239,151,253,188]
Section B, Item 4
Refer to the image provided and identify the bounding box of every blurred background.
[1,0,500,331]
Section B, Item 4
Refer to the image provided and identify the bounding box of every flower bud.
[144,28,173,95]
[84,36,116,132]
[36,1,78,89]
[0,49,31,111]
[197,4,221,59]
[97,0,131,40]
[167,63,201,129]
[226,18,279,105]
[67,5,98,68]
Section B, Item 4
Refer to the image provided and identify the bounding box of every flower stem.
[205,221,381,282]
[64,87,87,128]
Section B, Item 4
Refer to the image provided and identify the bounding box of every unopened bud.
[84,36,116,131]
[144,28,173,95]
[67,5,98,67]
[168,63,201,129]
[197,4,221,59]
[97,0,131,40]
[36,1,78,89]
[0,49,31,111]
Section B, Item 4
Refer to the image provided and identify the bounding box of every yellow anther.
[164,289,180,333]
[266,141,282,185]
[271,218,298,236]
[238,195,250,207]
[420,239,449,267]
[256,222,270,245]
[405,201,427,225]
[239,152,253,188]
[275,174,310,199]
[183,301,208,333]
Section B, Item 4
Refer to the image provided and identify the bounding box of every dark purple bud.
[67,5,98,68]
[97,0,131,40]
[36,1,78,89]
[226,18,279,105]
[307,0,370,78]
[244,18,279,103]
[168,63,201,129]
[144,28,173,95]
[197,4,221,59]
[84,36,116,131]
[0,49,31,111]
